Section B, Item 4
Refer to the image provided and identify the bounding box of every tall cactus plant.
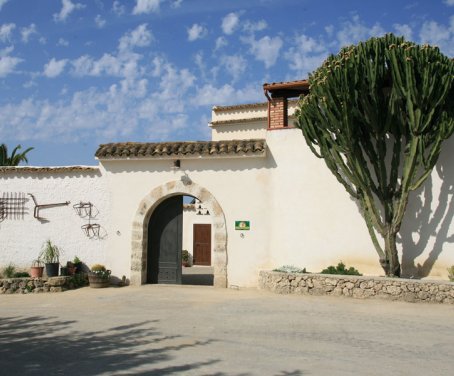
[296,34,453,277]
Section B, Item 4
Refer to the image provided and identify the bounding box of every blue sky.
[0,0,453,166]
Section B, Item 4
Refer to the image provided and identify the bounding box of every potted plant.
[73,256,83,274]
[88,264,111,288]
[182,250,191,267]
[30,259,44,278]
[39,239,61,277]
[66,261,77,276]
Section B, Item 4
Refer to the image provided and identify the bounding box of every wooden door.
[193,224,211,266]
[147,196,182,284]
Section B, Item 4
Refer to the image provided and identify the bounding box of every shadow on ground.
[0,316,303,376]
[182,266,214,286]
[0,316,217,375]
[182,273,213,286]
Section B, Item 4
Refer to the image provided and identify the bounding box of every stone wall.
[259,271,454,304]
[0,276,87,294]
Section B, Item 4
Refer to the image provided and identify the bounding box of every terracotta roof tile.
[95,139,267,160]
[0,166,98,173]
[263,79,309,91]
[213,99,299,112]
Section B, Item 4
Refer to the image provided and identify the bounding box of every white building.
[1,80,453,287]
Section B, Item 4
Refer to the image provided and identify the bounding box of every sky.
[0,0,453,166]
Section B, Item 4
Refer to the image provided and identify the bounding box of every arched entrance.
[130,180,227,287]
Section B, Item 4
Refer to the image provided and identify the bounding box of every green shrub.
[13,272,30,278]
[273,265,307,273]
[321,261,362,276]
[70,273,88,287]
[182,250,190,263]
[3,263,16,278]
[448,266,454,282]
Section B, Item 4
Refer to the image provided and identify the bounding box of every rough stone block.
[386,285,402,295]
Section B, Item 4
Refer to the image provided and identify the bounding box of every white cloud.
[325,25,334,36]
[243,20,267,33]
[57,38,69,46]
[222,12,240,35]
[21,23,37,43]
[112,0,125,15]
[43,58,68,78]
[118,24,153,51]
[443,0,454,6]
[0,56,22,76]
[95,15,106,28]
[0,0,9,11]
[132,0,161,15]
[284,34,328,78]
[0,23,15,42]
[53,0,85,22]
[187,23,207,41]
[337,15,384,47]
[221,54,247,81]
[419,17,454,56]
[242,35,283,68]
[157,63,195,100]
[0,59,198,143]
[214,37,229,51]
[192,83,261,106]
[171,0,183,8]
[0,54,22,77]
[393,23,413,40]
[214,36,228,51]
[72,54,123,77]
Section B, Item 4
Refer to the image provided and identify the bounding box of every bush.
[3,263,16,278]
[273,265,307,273]
[321,261,362,276]
[448,266,454,282]
[13,272,30,278]
[90,264,110,279]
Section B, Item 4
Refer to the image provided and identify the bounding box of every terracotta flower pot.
[30,266,44,278]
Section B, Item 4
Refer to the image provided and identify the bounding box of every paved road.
[1,284,453,375]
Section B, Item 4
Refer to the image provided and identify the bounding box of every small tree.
[296,34,453,277]
[0,144,34,166]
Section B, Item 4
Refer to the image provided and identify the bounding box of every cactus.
[296,34,454,277]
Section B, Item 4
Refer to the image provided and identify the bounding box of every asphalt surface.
[1,282,453,375]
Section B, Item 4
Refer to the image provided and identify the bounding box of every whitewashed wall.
[100,155,271,286]
[265,128,454,280]
[0,168,110,272]
[1,128,452,286]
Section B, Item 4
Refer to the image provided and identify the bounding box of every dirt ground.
[1,283,453,375]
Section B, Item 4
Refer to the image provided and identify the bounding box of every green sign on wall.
[235,221,250,230]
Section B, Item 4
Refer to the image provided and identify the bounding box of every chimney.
[268,97,288,128]
[263,80,310,130]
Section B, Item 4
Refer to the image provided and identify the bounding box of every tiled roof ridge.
[0,166,98,173]
[213,99,298,112]
[210,116,268,126]
[263,79,309,90]
[210,113,297,127]
[96,139,267,160]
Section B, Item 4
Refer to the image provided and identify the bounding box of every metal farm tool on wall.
[28,193,70,220]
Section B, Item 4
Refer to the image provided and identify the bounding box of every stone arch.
[130,180,227,287]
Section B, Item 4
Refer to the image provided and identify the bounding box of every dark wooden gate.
[193,224,211,266]
[147,196,182,284]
